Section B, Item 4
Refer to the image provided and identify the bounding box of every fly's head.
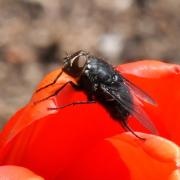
[63,50,89,77]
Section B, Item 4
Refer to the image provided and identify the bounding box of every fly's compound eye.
[71,55,87,70]
[63,55,87,77]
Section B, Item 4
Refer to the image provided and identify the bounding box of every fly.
[35,50,158,140]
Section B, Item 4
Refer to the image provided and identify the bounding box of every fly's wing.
[100,84,158,135]
[120,92,158,134]
[120,75,157,106]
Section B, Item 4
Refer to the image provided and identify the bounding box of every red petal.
[0,165,44,180]
[118,60,180,78]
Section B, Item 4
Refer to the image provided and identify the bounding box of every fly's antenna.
[65,51,69,57]
[63,50,70,59]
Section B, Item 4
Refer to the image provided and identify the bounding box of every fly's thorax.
[82,57,116,85]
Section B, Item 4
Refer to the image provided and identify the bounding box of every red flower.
[0,60,179,180]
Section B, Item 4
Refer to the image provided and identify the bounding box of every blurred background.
[0,0,180,128]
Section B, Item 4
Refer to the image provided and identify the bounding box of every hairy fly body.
[36,50,158,140]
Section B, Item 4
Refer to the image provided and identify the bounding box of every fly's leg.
[121,120,145,141]
[34,81,75,104]
[48,100,96,110]
[35,70,63,93]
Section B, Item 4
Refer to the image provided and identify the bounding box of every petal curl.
[0,165,44,180]
[108,133,180,180]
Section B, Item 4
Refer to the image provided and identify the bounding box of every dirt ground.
[0,0,180,128]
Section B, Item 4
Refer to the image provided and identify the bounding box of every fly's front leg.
[34,81,75,104]
[35,70,63,93]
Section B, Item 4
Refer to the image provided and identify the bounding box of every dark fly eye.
[63,54,87,77]
[71,55,87,71]
[69,55,87,76]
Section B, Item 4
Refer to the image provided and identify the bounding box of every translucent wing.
[120,74,157,106]
[100,84,158,135]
